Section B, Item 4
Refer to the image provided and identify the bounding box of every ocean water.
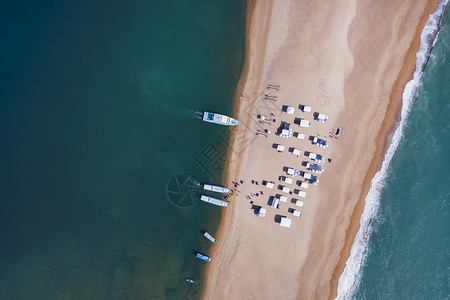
[338,3,449,299]
[0,1,245,299]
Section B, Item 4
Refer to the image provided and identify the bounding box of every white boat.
[203,184,231,194]
[204,232,218,244]
[200,195,229,207]
[202,111,240,126]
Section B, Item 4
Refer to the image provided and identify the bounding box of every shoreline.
[203,0,273,295]
[203,1,443,299]
[329,0,443,298]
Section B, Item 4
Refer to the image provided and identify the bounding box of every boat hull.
[196,253,211,262]
[203,184,231,194]
[200,195,229,207]
[202,111,240,126]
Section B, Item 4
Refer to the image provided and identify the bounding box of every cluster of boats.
[187,110,236,285]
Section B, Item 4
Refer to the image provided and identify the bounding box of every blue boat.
[195,252,212,262]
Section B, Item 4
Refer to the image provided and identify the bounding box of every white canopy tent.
[265,181,274,189]
[293,210,302,217]
[293,148,301,156]
[280,217,292,228]
[258,207,266,217]
[302,106,311,112]
[296,200,304,207]
[279,195,288,203]
[300,182,309,189]
[295,132,306,140]
[277,145,285,152]
[299,119,311,127]
[282,186,290,194]
[286,106,295,114]
[296,190,306,198]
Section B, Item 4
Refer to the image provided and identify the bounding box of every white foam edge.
[336,2,448,299]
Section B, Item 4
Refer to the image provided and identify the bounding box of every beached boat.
[202,111,240,126]
[203,231,218,244]
[203,184,231,194]
[195,252,212,262]
[185,278,196,284]
[200,195,229,207]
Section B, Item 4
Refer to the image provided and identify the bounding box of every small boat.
[203,231,218,244]
[202,111,240,126]
[185,278,196,284]
[200,195,229,207]
[203,184,231,194]
[196,252,212,262]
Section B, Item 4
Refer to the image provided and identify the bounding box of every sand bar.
[203,0,441,299]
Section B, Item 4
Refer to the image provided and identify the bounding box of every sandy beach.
[203,0,441,299]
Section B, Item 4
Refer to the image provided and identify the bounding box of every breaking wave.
[336,1,448,299]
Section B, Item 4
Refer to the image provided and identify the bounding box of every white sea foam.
[336,2,448,299]
[193,110,204,119]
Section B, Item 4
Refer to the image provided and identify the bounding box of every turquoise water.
[351,7,450,299]
[0,1,245,299]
